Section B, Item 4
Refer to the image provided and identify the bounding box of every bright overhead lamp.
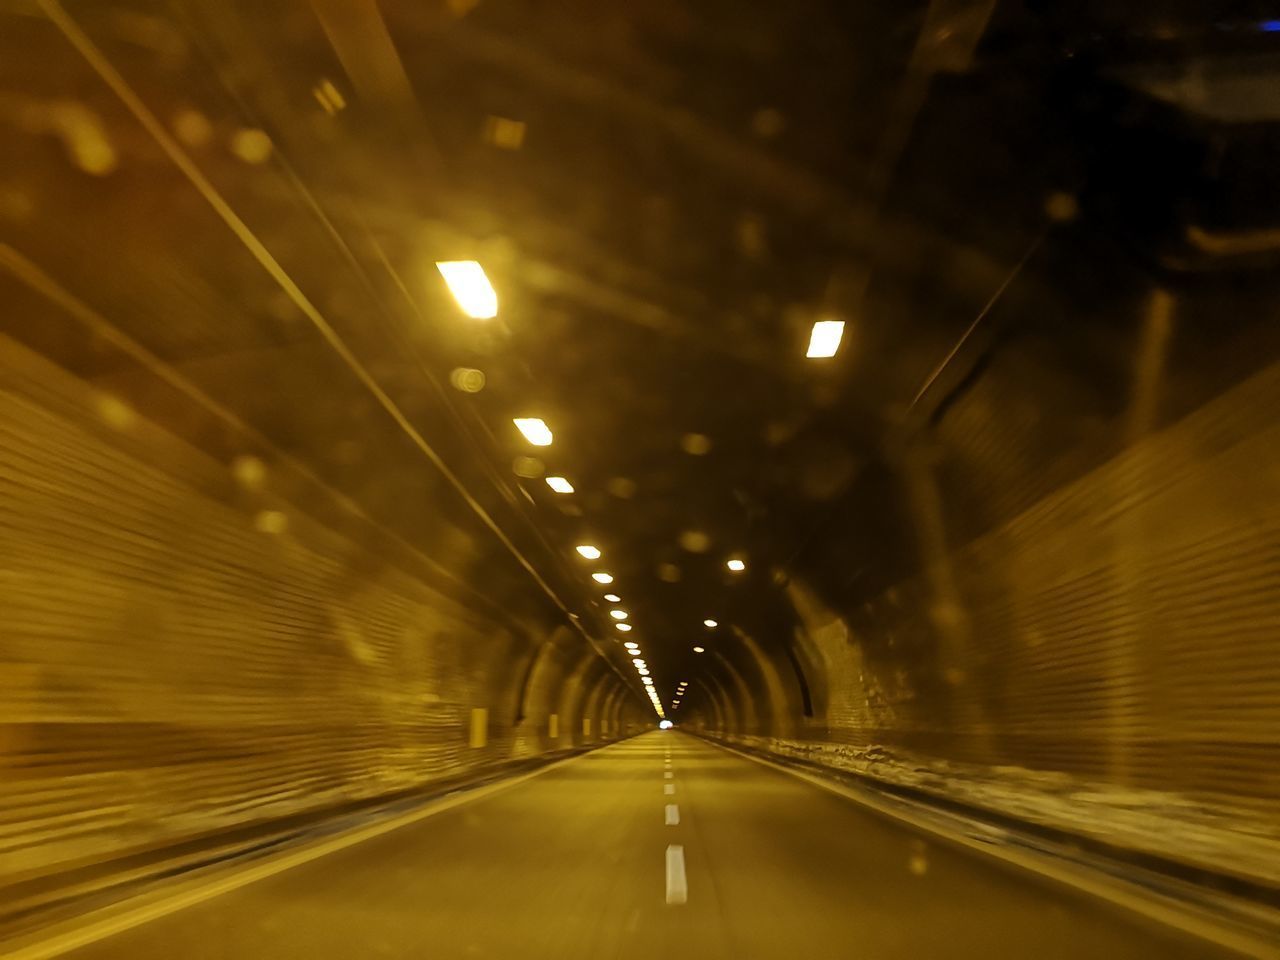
[629,649,641,657]
[624,642,638,650]
[592,572,614,584]
[609,609,628,620]
[604,593,621,602]
[703,619,718,628]
[806,319,845,358]
[638,669,649,676]
[615,623,632,632]
[545,476,574,494]
[575,545,602,560]
[693,646,705,653]
[513,418,553,446]
[726,558,746,572]
[435,261,498,319]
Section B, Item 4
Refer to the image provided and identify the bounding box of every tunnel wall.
[691,352,1280,888]
[0,335,641,889]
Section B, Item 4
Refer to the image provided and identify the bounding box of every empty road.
[51,733,1229,959]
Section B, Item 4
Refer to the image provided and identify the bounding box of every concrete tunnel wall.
[5,310,1280,897]
[0,336,647,889]
[683,347,1280,890]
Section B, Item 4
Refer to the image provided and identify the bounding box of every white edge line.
[665,845,688,905]
[0,744,616,960]
[702,737,1278,960]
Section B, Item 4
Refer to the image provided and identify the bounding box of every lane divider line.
[664,783,676,795]
[665,845,688,905]
[665,804,680,826]
[664,771,674,779]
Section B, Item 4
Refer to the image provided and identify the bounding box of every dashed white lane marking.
[665,845,688,905]
[664,771,674,779]
[665,804,680,826]
[664,783,675,795]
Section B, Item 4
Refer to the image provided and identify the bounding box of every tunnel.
[1,2,1279,958]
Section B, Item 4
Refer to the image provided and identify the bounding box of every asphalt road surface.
[56,732,1233,959]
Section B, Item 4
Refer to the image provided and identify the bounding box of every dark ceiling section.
[6,0,1280,711]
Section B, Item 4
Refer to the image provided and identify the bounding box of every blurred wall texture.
[689,348,1280,889]
[0,334,642,890]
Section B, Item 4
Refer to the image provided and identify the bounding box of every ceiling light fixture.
[615,623,632,632]
[592,572,614,584]
[726,558,746,572]
[703,619,718,628]
[575,545,602,560]
[545,476,574,494]
[693,646,705,653]
[806,319,845,359]
[603,593,621,602]
[513,418,553,446]
[609,610,628,620]
[624,642,638,650]
[435,261,498,319]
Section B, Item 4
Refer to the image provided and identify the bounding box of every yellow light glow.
[616,623,633,632]
[806,319,845,358]
[726,558,746,572]
[436,261,498,319]
[592,572,614,584]
[513,418,553,446]
[604,593,621,602]
[575,545,601,560]
[693,646,705,653]
[609,610,628,620]
[545,476,574,494]
[703,619,718,628]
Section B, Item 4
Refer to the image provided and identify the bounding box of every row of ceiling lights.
[433,261,663,715]
[513,389,666,714]
[435,261,793,720]
[510,419,747,718]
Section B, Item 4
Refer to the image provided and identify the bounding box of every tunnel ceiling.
[6,1,1280,713]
